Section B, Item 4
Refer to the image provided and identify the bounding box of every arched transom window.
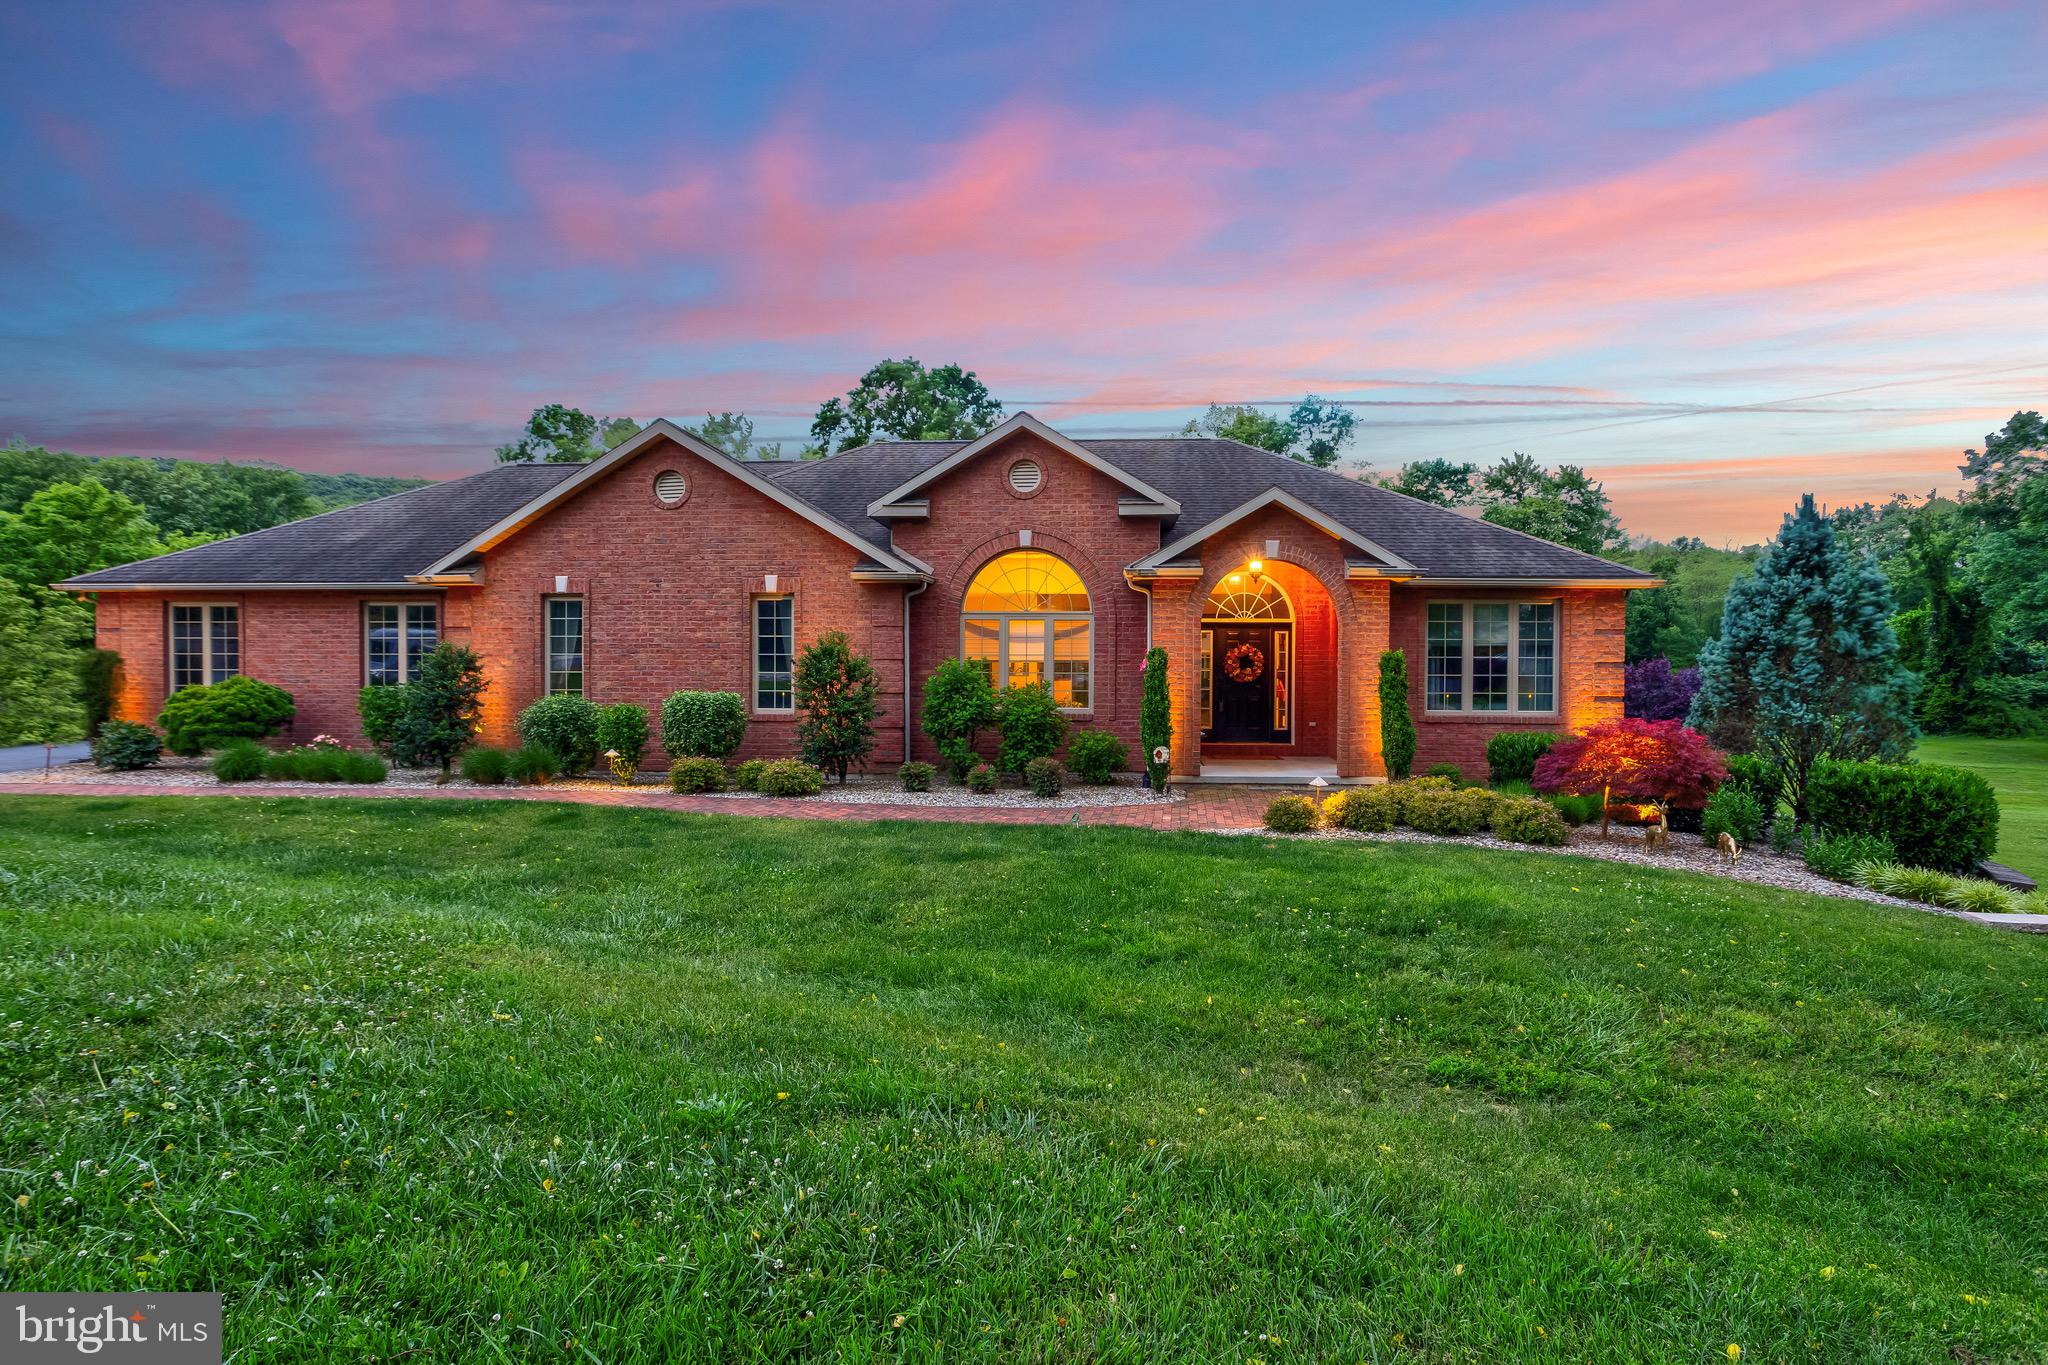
[962,550,1091,708]
[1204,573,1292,621]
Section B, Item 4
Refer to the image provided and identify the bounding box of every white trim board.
[865,412,1181,518]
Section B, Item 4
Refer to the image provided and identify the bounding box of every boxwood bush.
[594,702,649,780]
[997,682,1067,772]
[210,739,267,782]
[1490,796,1569,846]
[1721,753,1784,811]
[1486,730,1558,784]
[1024,756,1065,798]
[1263,795,1318,832]
[661,691,747,760]
[1405,785,1497,836]
[1806,760,1998,871]
[668,757,729,794]
[91,720,162,771]
[1064,728,1128,783]
[1327,785,1399,833]
[519,694,600,773]
[731,759,766,792]
[461,746,512,786]
[899,761,935,792]
[160,676,295,755]
[757,759,823,797]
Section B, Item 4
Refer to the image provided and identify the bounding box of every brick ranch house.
[59,414,1654,780]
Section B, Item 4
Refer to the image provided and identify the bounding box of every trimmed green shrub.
[1024,756,1065,798]
[1388,774,1454,824]
[1545,791,1604,826]
[1802,828,1895,881]
[1491,796,1570,846]
[1405,785,1497,836]
[159,676,295,756]
[795,631,881,781]
[1141,647,1172,790]
[507,745,560,785]
[210,739,266,782]
[91,720,162,771]
[1806,759,1998,872]
[393,644,486,773]
[595,703,649,781]
[358,684,410,753]
[1424,762,1463,784]
[1485,730,1558,784]
[997,682,1067,772]
[899,761,935,792]
[757,759,823,797]
[340,751,386,784]
[1721,753,1783,810]
[1328,785,1399,833]
[1263,795,1318,832]
[668,757,728,793]
[661,690,747,760]
[732,759,766,792]
[1065,728,1128,783]
[1701,785,1767,846]
[965,762,997,794]
[461,746,512,785]
[519,693,600,773]
[923,658,1000,780]
[80,648,121,737]
[1378,649,1416,779]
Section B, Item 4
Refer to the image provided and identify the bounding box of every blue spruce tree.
[1690,494,1916,823]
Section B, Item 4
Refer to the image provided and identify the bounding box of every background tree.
[794,631,881,782]
[1476,456,1624,555]
[1178,395,1359,468]
[1380,459,1477,506]
[683,412,780,460]
[810,359,1004,454]
[1893,508,1996,732]
[0,585,86,749]
[1959,409,2045,507]
[1690,495,1917,822]
[496,405,640,463]
[0,479,165,590]
[1615,538,1757,668]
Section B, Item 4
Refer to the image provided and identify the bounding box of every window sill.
[1422,710,1559,723]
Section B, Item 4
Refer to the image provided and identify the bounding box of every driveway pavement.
[0,742,91,773]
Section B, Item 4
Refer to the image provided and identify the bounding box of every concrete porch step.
[1170,759,1377,787]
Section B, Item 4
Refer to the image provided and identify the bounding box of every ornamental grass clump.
[1802,828,1895,882]
[461,747,511,786]
[209,739,266,782]
[507,745,560,785]
[668,757,728,794]
[1263,794,1318,833]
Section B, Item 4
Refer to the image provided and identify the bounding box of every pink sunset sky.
[3,0,2044,542]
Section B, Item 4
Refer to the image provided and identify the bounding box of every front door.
[1207,624,1290,743]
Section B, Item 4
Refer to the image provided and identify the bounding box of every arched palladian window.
[1203,573,1292,622]
[962,550,1091,708]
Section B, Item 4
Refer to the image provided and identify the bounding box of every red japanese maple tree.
[1531,717,1728,838]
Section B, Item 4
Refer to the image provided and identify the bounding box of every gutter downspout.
[1127,574,1153,652]
[902,579,929,763]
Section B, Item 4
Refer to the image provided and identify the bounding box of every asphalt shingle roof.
[64,432,1648,587]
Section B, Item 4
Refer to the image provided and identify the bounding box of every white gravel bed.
[1221,821,1971,917]
[0,758,1180,808]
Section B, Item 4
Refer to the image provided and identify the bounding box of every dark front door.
[1208,624,1288,742]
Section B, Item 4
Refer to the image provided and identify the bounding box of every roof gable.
[863,413,1179,518]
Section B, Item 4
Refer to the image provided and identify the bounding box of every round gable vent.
[653,469,689,505]
[1007,460,1043,495]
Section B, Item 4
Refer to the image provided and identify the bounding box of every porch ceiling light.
[1248,558,1264,576]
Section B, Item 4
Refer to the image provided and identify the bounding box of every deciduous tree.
[810,359,1004,454]
[1532,717,1726,837]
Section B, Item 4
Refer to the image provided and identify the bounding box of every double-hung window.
[170,604,238,689]
[753,596,794,712]
[1425,600,1557,713]
[546,597,585,696]
[365,603,438,684]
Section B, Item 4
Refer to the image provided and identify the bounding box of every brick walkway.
[0,779,1278,831]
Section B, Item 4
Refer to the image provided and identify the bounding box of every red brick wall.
[892,431,1161,770]
[96,588,446,743]
[1391,584,1628,778]
[470,435,906,767]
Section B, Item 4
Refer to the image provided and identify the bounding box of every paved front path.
[0,742,91,774]
[0,778,1277,831]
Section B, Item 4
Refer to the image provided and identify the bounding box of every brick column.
[1147,579,1204,777]
[1564,588,1627,730]
[1339,578,1392,779]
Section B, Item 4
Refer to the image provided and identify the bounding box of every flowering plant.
[309,734,347,749]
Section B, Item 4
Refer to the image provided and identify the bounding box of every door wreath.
[1222,641,1265,683]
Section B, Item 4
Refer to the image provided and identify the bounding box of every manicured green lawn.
[1917,734,2048,881]
[3,797,2045,1362]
